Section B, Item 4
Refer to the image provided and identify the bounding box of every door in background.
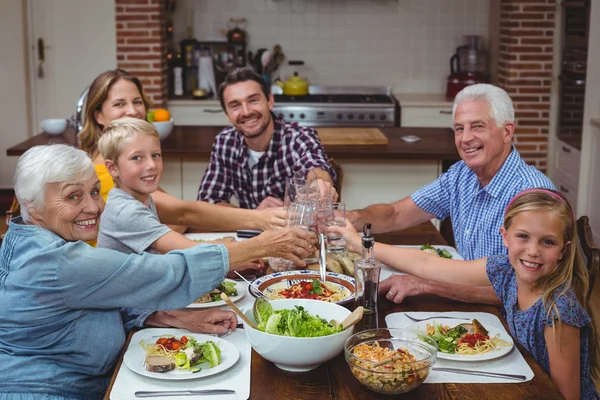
[27,0,117,135]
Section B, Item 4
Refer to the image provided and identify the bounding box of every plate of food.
[406,318,513,361]
[396,244,463,260]
[186,279,245,308]
[248,270,355,304]
[123,328,240,380]
[184,232,238,242]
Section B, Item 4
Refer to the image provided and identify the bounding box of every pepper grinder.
[353,223,381,332]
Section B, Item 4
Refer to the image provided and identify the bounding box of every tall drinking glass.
[325,202,346,253]
[269,201,317,271]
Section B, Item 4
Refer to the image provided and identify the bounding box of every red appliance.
[446,35,488,100]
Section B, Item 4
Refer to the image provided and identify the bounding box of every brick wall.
[115,0,168,107]
[497,0,557,171]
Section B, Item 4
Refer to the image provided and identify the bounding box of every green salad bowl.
[242,299,354,372]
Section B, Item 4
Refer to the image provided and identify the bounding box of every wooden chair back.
[328,157,343,201]
[577,216,600,301]
[1,197,20,246]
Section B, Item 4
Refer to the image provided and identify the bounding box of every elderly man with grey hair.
[0,144,311,399]
[346,83,555,305]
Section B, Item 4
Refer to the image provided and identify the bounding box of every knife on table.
[135,389,236,397]
[432,367,527,381]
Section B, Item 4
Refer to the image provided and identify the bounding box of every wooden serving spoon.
[331,306,364,330]
[220,292,257,330]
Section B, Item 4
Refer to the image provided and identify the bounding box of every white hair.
[452,84,515,127]
[14,144,95,223]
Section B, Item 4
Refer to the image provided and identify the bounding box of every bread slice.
[331,252,355,276]
[144,355,175,373]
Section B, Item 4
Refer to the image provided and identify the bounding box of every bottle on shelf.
[353,223,381,332]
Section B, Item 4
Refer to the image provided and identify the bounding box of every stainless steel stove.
[271,85,397,127]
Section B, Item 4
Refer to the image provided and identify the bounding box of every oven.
[271,86,398,127]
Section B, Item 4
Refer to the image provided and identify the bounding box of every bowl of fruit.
[148,108,173,140]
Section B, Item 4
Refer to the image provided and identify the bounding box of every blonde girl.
[335,189,599,400]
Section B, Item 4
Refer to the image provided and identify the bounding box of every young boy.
[96,117,193,254]
[96,117,253,260]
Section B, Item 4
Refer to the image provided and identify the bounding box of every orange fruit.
[153,108,171,122]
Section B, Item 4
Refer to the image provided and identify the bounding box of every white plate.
[186,279,245,309]
[398,245,464,260]
[185,232,240,242]
[248,270,355,304]
[405,319,514,362]
[123,328,240,380]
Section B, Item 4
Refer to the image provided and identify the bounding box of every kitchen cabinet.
[552,140,581,213]
[394,93,453,128]
[182,160,209,201]
[175,159,439,210]
[160,159,183,199]
[167,99,229,126]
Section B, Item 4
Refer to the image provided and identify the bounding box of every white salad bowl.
[242,299,354,372]
[152,118,174,140]
[41,118,68,135]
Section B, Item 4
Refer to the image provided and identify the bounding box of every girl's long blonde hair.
[504,189,599,377]
[78,69,151,159]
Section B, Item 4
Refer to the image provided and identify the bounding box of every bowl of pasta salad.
[344,328,437,395]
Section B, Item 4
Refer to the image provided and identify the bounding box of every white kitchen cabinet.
[167,100,229,126]
[552,139,581,215]
[401,106,453,128]
[182,160,209,201]
[394,93,454,128]
[178,159,437,210]
[160,159,183,199]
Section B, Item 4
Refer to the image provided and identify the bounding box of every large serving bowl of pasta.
[242,298,354,372]
[344,328,437,395]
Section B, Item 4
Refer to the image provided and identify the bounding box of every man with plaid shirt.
[198,68,337,210]
[346,84,555,305]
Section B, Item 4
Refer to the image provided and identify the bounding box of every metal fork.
[318,233,327,282]
[404,313,471,322]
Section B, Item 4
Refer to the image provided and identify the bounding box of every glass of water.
[325,202,346,253]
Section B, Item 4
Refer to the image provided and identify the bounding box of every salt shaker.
[353,223,381,332]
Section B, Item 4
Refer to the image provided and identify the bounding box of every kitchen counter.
[7,126,459,209]
[6,125,459,161]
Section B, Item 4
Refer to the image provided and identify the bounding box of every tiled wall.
[171,0,490,93]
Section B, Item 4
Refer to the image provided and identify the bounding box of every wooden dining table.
[104,222,562,400]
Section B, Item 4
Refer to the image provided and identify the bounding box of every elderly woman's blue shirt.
[0,219,229,400]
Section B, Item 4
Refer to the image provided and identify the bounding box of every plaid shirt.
[198,117,335,209]
[411,147,555,260]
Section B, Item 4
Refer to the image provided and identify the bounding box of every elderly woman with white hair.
[0,144,312,400]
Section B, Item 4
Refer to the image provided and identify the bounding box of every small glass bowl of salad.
[344,328,437,395]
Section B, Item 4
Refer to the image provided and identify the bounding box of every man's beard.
[238,112,271,139]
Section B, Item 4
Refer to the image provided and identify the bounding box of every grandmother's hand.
[254,206,287,230]
[146,309,238,335]
[256,227,315,266]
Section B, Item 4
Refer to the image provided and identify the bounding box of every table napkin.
[385,311,534,384]
[109,329,251,400]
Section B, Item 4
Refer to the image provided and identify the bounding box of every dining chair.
[577,216,600,301]
[328,157,343,201]
[1,197,20,245]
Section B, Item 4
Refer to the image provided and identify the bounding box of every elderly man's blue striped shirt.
[411,147,555,260]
